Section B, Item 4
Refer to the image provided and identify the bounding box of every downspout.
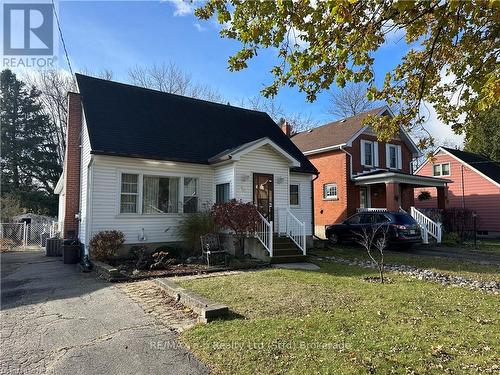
[340,145,352,179]
[311,172,321,240]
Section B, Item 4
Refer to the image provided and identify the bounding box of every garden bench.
[200,233,228,267]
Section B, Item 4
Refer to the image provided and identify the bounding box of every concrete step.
[272,248,304,256]
[270,255,308,264]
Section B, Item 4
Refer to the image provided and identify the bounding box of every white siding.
[88,155,214,245]
[289,172,313,235]
[234,144,290,231]
[214,164,235,199]
[78,119,92,243]
[57,187,65,229]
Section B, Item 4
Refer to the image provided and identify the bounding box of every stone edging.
[313,255,500,293]
[92,260,130,282]
[154,278,229,323]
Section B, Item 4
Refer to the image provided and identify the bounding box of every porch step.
[273,248,304,256]
[270,255,308,264]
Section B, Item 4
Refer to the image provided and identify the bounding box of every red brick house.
[414,147,500,237]
[290,106,449,238]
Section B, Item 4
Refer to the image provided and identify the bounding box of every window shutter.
[373,142,379,167]
[385,144,390,168]
[360,141,366,166]
[397,145,402,169]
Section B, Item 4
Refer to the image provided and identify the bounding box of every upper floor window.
[120,173,139,213]
[290,184,299,206]
[323,183,338,200]
[433,163,450,177]
[386,144,402,169]
[361,140,374,166]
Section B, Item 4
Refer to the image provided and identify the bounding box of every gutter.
[311,172,319,240]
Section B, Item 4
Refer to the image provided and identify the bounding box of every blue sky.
[56,0,462,144]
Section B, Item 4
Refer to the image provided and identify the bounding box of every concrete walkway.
[0,251,209,375]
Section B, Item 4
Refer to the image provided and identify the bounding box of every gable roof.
[291,106,420,156]
[440,147,500,186]
[75,74,317,174]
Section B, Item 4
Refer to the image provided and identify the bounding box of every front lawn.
[178,263,499,374]
[312,245,500,282]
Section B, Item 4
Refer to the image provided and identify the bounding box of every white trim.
[373,141,379,167]
[224,137,301,167]
[303,143,346,156]
[361,139,374,167]
[323,183,338,200]
[420,147,500,188]
[397,145,402,169]
[432,162,451,177]
[289,182,301,207]
[54,174,64,194]
[354,171,450,187]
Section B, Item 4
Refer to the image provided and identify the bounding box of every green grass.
[311,245,500,282]
[457,239,500,254]
[179,263,499,374]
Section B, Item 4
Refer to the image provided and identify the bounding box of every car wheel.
[329,233,339,245]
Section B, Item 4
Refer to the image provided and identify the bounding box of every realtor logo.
[2,1,58,68]
[3,3,53,55]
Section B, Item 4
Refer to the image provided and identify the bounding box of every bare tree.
[240,96,317,134]
[327,82,375,119]
[23,69,76,165]
[128,63,222,102]
[353,224,388,283]
[79,67,114,80]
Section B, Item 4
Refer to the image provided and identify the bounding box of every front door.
[359,187,369,209]
[253,173,274,222]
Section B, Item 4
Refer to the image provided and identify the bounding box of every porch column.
[385,182,399,211]
[437,186,447,209]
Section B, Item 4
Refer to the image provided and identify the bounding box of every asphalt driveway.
[0,251,209,375]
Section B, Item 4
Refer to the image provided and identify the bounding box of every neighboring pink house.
[414,147,500,236]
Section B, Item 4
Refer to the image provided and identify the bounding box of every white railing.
[410,206,442,244]
[357,207,388,212]
[255,212,273,257]
[283,209,307,255]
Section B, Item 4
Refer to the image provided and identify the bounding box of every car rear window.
[392,214,417,225]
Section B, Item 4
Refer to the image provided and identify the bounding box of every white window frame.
[119,173,139,214]
[361,140,376,167]
[433,162,451,177]
[116,171,200,216]
[216,182,231,203]
[323,183,338,200]
[183,177,200,213]
[386,143,402,170]
[289,183,300,207]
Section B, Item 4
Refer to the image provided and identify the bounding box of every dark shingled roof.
[76,74,317,174]
[442,147,500,185]
[291,107,386,152]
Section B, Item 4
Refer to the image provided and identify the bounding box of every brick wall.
[63,92,82,238]
[308,150,348,237]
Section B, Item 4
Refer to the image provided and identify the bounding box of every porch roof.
[353,170,450,187]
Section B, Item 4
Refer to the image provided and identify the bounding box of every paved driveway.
[0,251,209,375]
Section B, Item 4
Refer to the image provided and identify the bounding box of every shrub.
[211,199,260,256]
[89,230,125,261]
[442,231,461,246]
[178,211,215,256]
[417,191,431,201]
[442,208,477,242]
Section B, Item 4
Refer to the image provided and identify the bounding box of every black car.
[325,211,422,249]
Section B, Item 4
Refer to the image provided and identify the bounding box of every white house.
[56,74,318,262]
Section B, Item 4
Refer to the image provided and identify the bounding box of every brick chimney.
[63,92,82,239]
[280,120,291,137]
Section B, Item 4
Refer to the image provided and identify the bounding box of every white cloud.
[193,22,205,32]
[420,102,464,147]
[167,0,195,17]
